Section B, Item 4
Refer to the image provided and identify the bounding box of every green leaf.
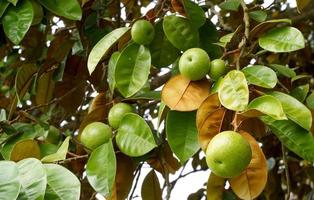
[37,0,81,20]
[199,20,222,59]
[15,63,37,102]
[166,111,199,164]
[248,10,267,22]
[244,95,287,120]
[141,170,162,200]
[0,1,9,17]
[0,109,6,121]
[116,113,157,157]
[107,51,120,94]
[163,15,199,51]
[10,139,41,161]
[258,27,305,52]
[41,136,70,163]
[269,91,312,130]
[306,92,314,109]
[130,90,161,100]
[182,0,206,28]
[17,158,47,200]
[7,0,18,6]
[261,116,314,161]
[115,43,151,97]
[44,164,80,200]
[86,141,116,198]
[2,0,34,44]
[218,70,249,111]
[149,20,180,68]
[291,74,312,83]
[87,27,130,74]
[268,64,296,78]
[0,161,21,200]
[290,84,309,102]
[250,18,291,39]
[219,0,240,11]
[242,65,277,88]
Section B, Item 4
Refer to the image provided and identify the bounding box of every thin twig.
[55,154,89,164]
[129,164,143,200]
[281,144,291,200]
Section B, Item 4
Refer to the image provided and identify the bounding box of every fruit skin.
[209,59,226,80]
[80,122,112,150]
[179,48,210,81]
[108,103,134,129]
[205,131,252,178]
[131,20,155,45]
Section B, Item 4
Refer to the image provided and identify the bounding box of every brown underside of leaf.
[229,131,268,200]
[198,108,226,151]
[141,170,162,200]
[171,0,186,15]
[161,75,211,111]
[238,117,267,139]
[109,153,136,200]
[207,173,226,200]
[10,139,41,162]
[196,93,221,130]
[35,71,55,111]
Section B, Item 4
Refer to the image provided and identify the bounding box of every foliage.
[0,0,314,199]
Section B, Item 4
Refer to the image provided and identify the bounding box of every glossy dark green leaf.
[17,158,47,200]
[219,0,240,11]
[259,27,305,52]
[107,51,120,94]
[87,27,130,74]
[242,65,277,88]
[0,161,21,200]
[269,91,312,130]
[290,84,309,102]
[0,1,9,17]
[44,164,80,200]
[130,90,161,100]
[116,113,157,157]
[244,95,287,120]
[37,0,81,20]
[268,64,296,78]
[199,20,222,59]
[218,70,249,111]
[41,136,70,163]
[261,116,314,161]
[306,92,314,109]
[249,10,267,22]
[291,74,312,83]
[2,0,34,44]
[182,0,206,28]
[163,15,199,51]
[115,43,151,97]
[149,20,180,68]
[86,141,116,197]
[7,0,18,6]
[166,111,199,164]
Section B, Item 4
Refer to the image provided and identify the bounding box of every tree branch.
[282,144,291,200]
[150,71,172,90]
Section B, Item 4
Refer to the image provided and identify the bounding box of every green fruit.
[179,48,210,81]
[131,20,155,45]
[80,122,112,150]
[209,59,226,80]
[205,131,252,178]
[108,103,134,129]
[46,126,60,144]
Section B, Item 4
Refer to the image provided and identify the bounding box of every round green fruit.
[209,59,226,81]
[179,48,210,81]
[108,103,134,129]
[131,20,155,45]
[205,131,252,178]
[80,122,112,150]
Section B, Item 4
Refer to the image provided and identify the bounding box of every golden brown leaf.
[10,139,41,162]
[198,108,226,151]
[196,93,221,130]
[296,0,311,12]
[141,170,162,200]
[109,153,136,200]
[161,75,210,111]
[207,173,226,200]
[238,118,267,139]
[229,131,268,200]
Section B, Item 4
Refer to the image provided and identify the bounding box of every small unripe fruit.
[131,20,155,45]
[108,103,134,129]
[209,59,226,81]
[179,48,210,81]
[80,122,112,150]
[206,131,252,178]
